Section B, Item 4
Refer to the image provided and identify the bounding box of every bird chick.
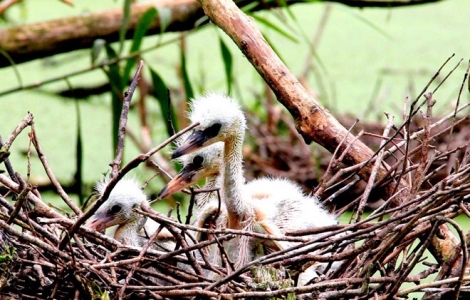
[86,177,173,249]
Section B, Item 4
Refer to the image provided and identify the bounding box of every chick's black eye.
[203,123,221,139]
[193,155,204,166]
[110,204,122,214]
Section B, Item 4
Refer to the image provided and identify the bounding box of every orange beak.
[158,164,201,199]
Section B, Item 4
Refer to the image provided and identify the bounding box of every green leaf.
[64,77,84,205]
[277,0,296,21]
[104,44,124,92]
[123,7,158,83]
[219,37,233,94]
[240,2,257,13]
[252,14,298,43]
[336,5,393,40]
[278,4,328,74]
[91,39,106,66]
[118,0,132,54]
[74,95,84,205]
[149,67,179,137]
[180,45,194,100]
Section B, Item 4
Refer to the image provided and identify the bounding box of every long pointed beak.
[85,213,113,232]
[171,130,208,159]
[158,167,199,199]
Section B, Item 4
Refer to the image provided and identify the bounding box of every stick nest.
[2,84,470,299]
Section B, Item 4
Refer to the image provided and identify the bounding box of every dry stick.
[111,282,211,291]
[387,102,470,157]
[357,188,455,279]
[110,60,144,179]
[397,276,470,297]
[37,215,128,249]
[329,189,439,277]
[0,33,188,98]
[117,216,166,300]
[118,217,204,294]
[432,57,463,94]
[3,111,33,148]
[28,124,82,216]
[354,113,394,223]
[321,175,361,204]
[205,227,368,290]
[0,196,60,245]
[393,83,455,189]
[0,174,63,219]
[378,115,470,192]
[385,220,440,297]
[446,60,470,152]
[336,56,457,201]
[370,55,457,197]
[0,219,71,261]
[110,274,455,298]
[126,127,177,180]
[185,188,197,225]
[0,0,21,15]
[5,184,31,225]
[401,96,413,188]
[73,236,94,261]
[198,0,408,208]
[315,119,359,198]
[410,92,434,195]
[460,202,470,218]
[435,216,468,300]
[139,208,308,243]
[0,135,18,183]
[58,121,199,250]
[139,207,207,278]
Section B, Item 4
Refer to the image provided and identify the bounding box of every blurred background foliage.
[0,0,469,214]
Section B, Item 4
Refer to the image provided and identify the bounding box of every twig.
[5,184,31,225]
[58,121,199,250]
[0,135,18,183]
[354,113,394,222]
[397,276,470,296]
[0,0,21,15]
[446,60,470,152]
[29,124,82,216]
[110,60,144,179]
[434,216,468,300]
[3,111,34,149]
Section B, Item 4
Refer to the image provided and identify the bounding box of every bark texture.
[199,0,407,205]
[0,0,445,68]
[197,0,465,274]
[0,0,203,67]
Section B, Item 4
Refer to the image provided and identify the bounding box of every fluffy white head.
[89,177,147,231]
[95,177,146,204]
[159,134,225,199]
[188,93,247,145]
[176,142,225,180]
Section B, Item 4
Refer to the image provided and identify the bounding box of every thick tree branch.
[199,0,407,206]
[196,0,463,273]
[0,0,445,68]
[0,0,203,68]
